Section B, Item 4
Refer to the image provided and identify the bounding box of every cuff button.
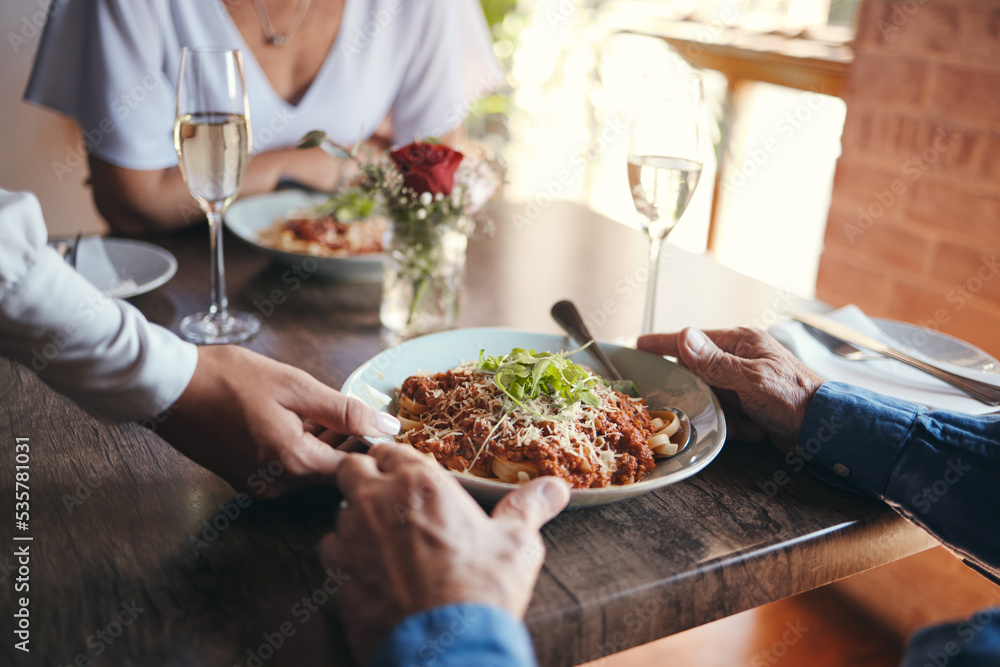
[833,463,850,477]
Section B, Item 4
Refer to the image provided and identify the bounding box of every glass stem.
[206,208,229,324]
[642,232,665,336]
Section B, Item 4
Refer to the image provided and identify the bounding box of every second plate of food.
[342,328,726,508]
[225,190,385,283]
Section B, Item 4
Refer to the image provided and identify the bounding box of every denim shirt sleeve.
[800,382,1000,579]
[900,609,1000,667]
[370,604,537,667]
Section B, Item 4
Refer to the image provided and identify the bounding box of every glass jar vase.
[379,218,468,340]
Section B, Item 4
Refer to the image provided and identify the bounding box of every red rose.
[390,141,464,196]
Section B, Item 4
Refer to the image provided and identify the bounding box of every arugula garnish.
[476,345,603,413]
[313,189,375,222]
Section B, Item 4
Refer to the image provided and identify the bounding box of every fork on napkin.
[770,305,1000,415]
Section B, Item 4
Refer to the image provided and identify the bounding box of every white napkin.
[770,305,1000,415]
[73,236,138,298]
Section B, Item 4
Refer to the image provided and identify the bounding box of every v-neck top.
[24,0,502,170]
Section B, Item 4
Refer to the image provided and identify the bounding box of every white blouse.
[24,0,502,171]
[0,190,198,423]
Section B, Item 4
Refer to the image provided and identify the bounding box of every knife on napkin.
[792,311,1000,407]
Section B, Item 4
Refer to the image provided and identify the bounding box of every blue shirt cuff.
[799,382,920,497]
[901,608,1000,667]
[800,382,1000,581]
[371,603,537,667]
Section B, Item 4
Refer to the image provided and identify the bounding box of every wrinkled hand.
[320,444,570,663]
[638,327,824,451]
[156,346,400,497]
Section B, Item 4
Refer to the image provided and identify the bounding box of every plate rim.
[90,237,178,299]
[341,326,727,503]
[872,317,1000,373]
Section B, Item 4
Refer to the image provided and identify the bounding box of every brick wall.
[817,0,1000,356]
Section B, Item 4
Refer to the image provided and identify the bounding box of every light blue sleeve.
[370,603,537,667]
[390,0,503,142]
[24,0,178,170]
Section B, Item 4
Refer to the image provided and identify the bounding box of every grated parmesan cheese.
[397,367,658,488]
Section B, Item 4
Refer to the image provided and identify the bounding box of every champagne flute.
[174,47,260,344]
[627,74,704,335]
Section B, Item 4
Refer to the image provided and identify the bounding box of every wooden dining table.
[0,201,937,667]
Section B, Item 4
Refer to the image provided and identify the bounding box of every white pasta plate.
[225,190,383,283]
[342,328,727,508]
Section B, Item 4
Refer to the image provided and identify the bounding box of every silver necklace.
[251,0,314,47]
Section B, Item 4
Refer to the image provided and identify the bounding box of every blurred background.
[8,0,998,330]
[3,0,852,300]
[10,0,989,357]
[476,0,853,300]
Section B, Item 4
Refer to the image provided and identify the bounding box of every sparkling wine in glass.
[174,47,260,344]
[628,74,704,335]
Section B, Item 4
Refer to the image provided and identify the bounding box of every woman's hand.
[156,345,400,497]
[638,327,825,451]
[320,443,570,663]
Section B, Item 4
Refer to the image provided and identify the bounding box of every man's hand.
[638,327,824,451]
[156,346,400,497]
[320,443,570,663]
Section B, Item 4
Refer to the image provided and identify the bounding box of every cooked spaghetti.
[258,211,386,257]
[394,354,686,489]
